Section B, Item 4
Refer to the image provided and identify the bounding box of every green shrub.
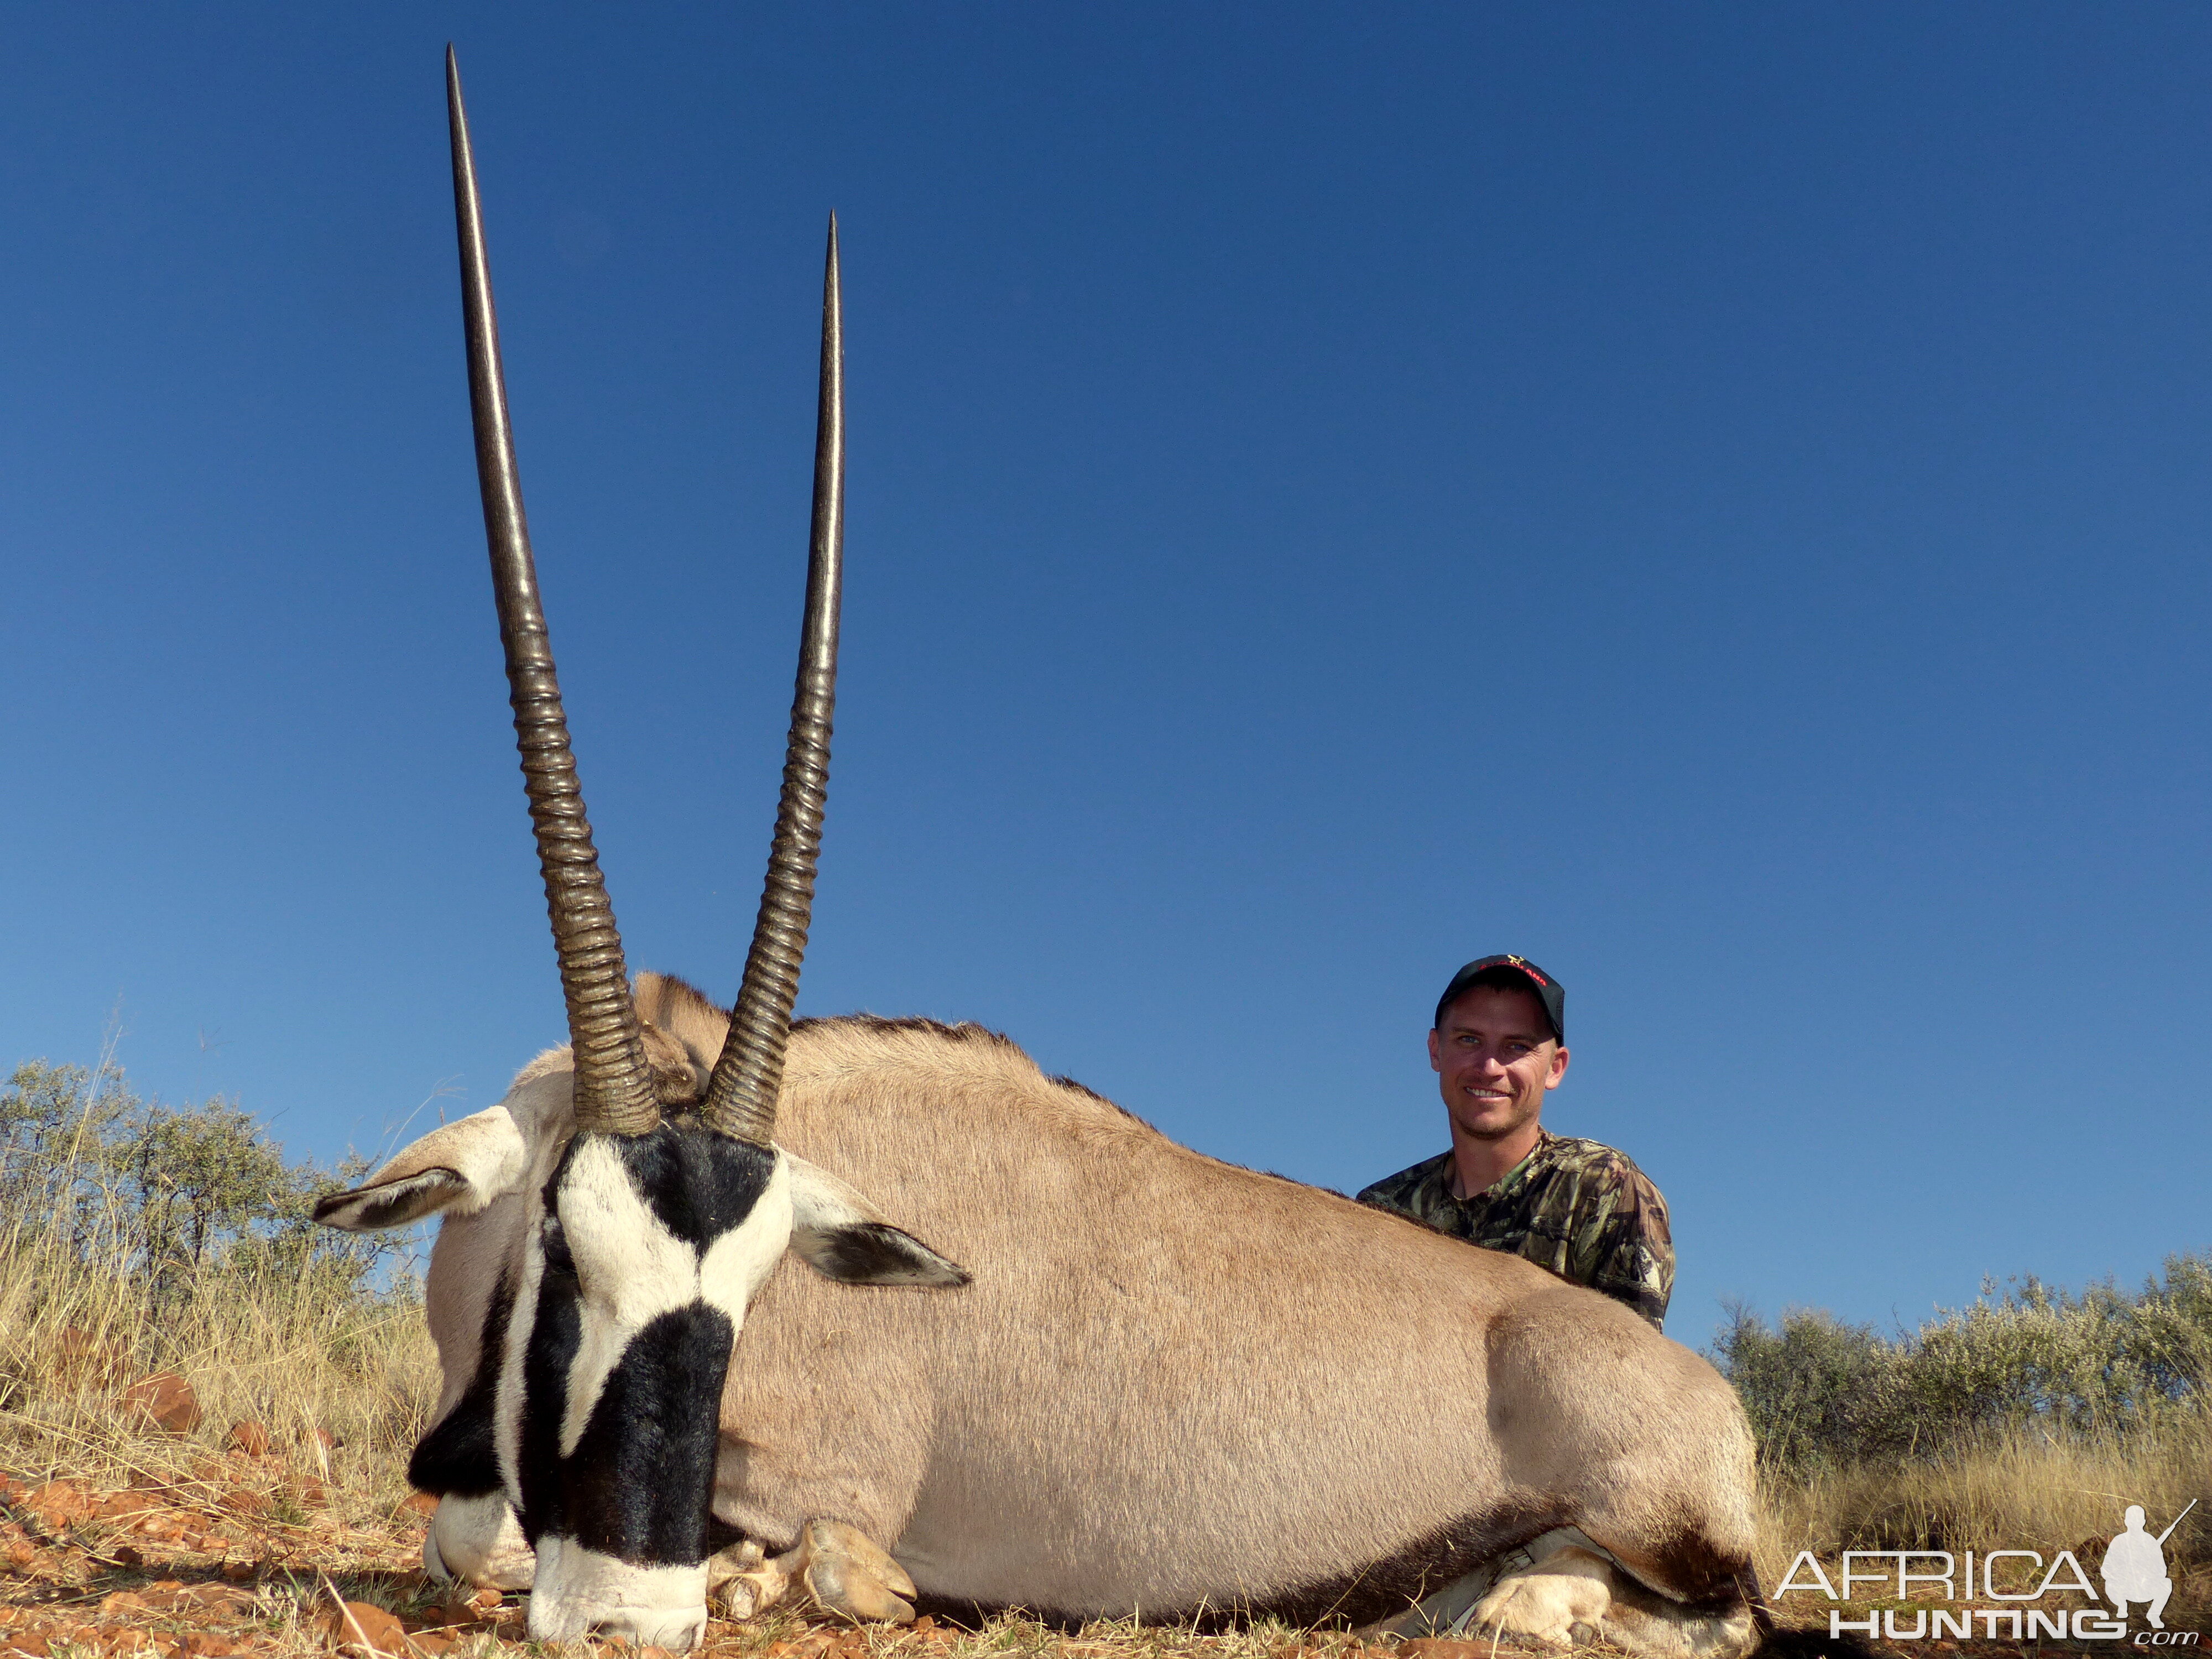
[1716,1254,2212,1476]
[0,1056,404,1304]
[0,1053,436,1504]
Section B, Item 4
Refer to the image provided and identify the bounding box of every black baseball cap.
[1433,955,1566,1043]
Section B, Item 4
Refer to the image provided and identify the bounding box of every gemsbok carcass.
[315,51,1770,1657]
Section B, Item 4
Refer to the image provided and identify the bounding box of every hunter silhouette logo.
[2106,1501,2194,1632]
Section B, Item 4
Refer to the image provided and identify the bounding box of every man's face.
[1427,984,1569,1144]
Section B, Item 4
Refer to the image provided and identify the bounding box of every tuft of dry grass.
[0,1102,439,1533]
[0,1261,436,1531]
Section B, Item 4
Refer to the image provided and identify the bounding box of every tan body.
[410,978,1759,1644]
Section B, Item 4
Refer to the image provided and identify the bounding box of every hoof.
[708,1539,790,1620]
[797,1520,917,1624]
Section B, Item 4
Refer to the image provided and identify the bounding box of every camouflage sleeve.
[1355,1153,1459,1235]
[1569,1161,1674,1329]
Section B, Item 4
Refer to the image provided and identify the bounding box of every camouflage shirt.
[1356,1131,1674,1328]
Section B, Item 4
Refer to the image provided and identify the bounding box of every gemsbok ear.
[313,1104,529,1232]
[785,1155,971,1287]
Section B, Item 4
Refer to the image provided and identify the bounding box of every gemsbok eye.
[540,1219,576,1279]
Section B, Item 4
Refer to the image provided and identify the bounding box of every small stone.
[118,1373,203,1436]
[225,1421,271,1457]
[23,1479,92,1530]
[325,1599,407,1656]
[399,1492,439,1519]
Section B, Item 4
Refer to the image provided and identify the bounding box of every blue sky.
[3,4,2205,1342]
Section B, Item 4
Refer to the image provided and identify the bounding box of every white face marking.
[545,1142,792,1455]
[492,1206,543,1498]
[486,1127,798,1643]
[554,1137,708,1457]
[529,1535,709,1651]
[700,1157,793,1318]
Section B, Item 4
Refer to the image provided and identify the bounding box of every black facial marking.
[517,1230,585,1546]
[561,1302,736,1563]
[408,1271,514,1498]
[513,1122,773,1565]
[611,1121,776,1245]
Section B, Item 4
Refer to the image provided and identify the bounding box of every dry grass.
[0,1190,438,1533]
[3,1068,2205,1652]
[1756,1405,2212,1570]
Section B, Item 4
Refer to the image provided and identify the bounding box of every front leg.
[709,1521,917,1624]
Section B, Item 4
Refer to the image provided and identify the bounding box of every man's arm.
[1569,1160,1674,1329]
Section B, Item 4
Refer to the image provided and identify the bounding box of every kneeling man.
[1358,955,1674,1328]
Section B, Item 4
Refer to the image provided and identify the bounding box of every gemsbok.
[315,51,1771,1657]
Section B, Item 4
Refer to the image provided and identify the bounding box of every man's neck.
[1449,1124,1545,1201]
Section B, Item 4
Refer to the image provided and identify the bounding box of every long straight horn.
[447,47,658,1136]
[702,217,844,1143]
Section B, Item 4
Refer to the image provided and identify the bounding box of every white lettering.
[2074,1612,2128,1639]
[1976,1610,2021,1639]
[1830,1611,1880,1638]
[2037,1550,2099,1600]
[1984,1550,2043,1600]
[1932,1610,1973,1639]
[1842,1551,1900,1600]
[1899,1552,1955,1600]
[1776,1552,1838,1600]
[1886,1610,1928,1640]
[2027,1610,2069,1640]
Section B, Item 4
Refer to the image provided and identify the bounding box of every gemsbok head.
[315,51,968,1649]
